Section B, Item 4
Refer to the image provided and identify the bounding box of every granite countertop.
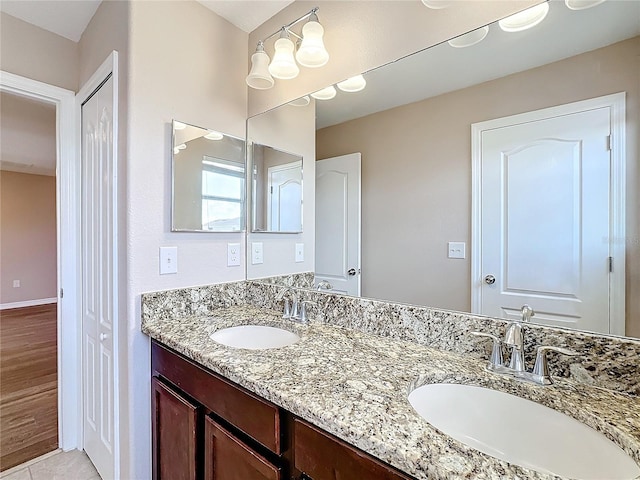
[142,305,640,480]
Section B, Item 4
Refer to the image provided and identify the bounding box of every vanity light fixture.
[204,130,224,140]
[448,25,490,48]
[337,75,367,92]
[288,95,311,107]
[565,0,605,10]
[421,0,454,9]
[246,7,328,89]
[310,85,337,100]
[499,3,549,32]
[176,143,187,150]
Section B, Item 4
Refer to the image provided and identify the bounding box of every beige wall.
[0,171,57,304]
[317,37,640,336]
[0,12,78,91]
[247,0,542,116]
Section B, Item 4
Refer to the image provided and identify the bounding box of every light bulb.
[296,14,329,68]
[310,86,336,100]
[246,44,274,90]
[499,3,549,32]
[337,75,366,93]
[269,33,299,79]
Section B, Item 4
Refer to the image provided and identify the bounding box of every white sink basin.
[210,325,300,350]
[408,383,639,479]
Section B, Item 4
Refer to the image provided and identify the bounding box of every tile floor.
[0,450,100,480]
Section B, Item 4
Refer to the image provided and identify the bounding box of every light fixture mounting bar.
[258,7,320,45]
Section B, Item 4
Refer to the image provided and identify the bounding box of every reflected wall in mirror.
[248,0,639,339]
[251,143,303,233]
[172,120,245,232]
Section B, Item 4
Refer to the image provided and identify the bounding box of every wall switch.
[295,243,304,263]
[13,280,20,288]
[448,242,466,259]
[160,246,178,274]
[251,242,264,265]
[227,243,241,267]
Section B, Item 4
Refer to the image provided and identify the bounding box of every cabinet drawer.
[152,341,282,454]
[204,417,282,480]
[294,418,413,480]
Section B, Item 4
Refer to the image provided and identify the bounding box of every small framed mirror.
[250,142,303,233]
[172,120,245,232]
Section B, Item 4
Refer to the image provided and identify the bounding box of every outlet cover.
[13,280,20,288]
[251,242,264,265]
[227,243,241,267]
[448,242,466,259]
[295,243,304,263]
[160,246,178,274]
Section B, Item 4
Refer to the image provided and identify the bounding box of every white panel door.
[82,75,115,479]
[480,107,610,333]
[268,161,302,231]
[315,153,361,296]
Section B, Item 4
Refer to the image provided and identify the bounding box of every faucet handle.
[471,332,503,369]
[532,345,580,384]
[521,304,535,322]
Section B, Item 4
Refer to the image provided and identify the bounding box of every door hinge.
[606,135,612,151]
[59,288,64,298]
[608,257,613,273]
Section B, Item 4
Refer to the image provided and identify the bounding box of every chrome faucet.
[472,305,579,386]
[276,287,315,324]
[316,280,333,291]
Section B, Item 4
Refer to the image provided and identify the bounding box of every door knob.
[99,333,109,341]
[347,268,357,276]
[484,275,496,285]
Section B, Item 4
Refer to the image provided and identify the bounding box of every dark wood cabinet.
[152,377,201,480]
[151,340,416,480]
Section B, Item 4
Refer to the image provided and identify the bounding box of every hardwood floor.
[0,303,58,471]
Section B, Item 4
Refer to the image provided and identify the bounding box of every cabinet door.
[204,416,281,480]
[152,377,201,480]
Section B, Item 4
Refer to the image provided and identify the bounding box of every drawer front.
[152,341,281,454]
[294,419,414,480]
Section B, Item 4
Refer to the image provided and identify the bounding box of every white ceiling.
[0,0,101,42]
[0,0,291,42]
[316,0,640,128]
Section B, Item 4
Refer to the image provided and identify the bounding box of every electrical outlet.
[227,243,241,267]
[295,243,304,263]
[251,242,264,265]
[13,280,20,288]
[160,246,178,274]
[448,242,466,259]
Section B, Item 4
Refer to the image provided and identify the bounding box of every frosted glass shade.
[421,0,453,8]
[296,20,329,68]
[337,75,366,93]
[448,26,489,48]
[288,96,311,107]
[565,0,605,10]
[499,3,549,32]
[204,131,223,140]
[269,37,299,79]
[246,49,274,89]
[310,86,336,100]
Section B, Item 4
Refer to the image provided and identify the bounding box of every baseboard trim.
[0,298,57,310]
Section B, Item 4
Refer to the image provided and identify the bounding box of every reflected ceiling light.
[177,143,187,150]
[565,0,605,10]
[499,3,549,32]
[173,121,187,130]
[204,130,224,140]
[269,29,299,79]
[246,7,329,90]
[288,95,311,107]
[421,0,453,9]
[310,85,336,100]
[173,147,180,155]
[448,26,489,48]
[246,42,274,90]
[296,12,329,67]
[337,75,367,93]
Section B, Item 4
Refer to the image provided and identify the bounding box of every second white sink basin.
[408,383,639,479]
[210,325,300,350]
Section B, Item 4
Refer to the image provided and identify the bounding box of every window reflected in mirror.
[172,120,245,232]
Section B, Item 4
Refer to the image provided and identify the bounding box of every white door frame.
[0,71,81,449]
[471,93,626,335]
[76,51,120,475]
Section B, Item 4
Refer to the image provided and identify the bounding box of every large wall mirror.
[172,120,245,232]
[250,143,303,233]
[246,0,639,339]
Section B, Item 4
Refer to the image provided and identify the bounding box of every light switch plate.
[227,243,241,267]
[448,242,466,259]
[160,246,178,274]
[295,243,304,263]
[13,280,20,288]
[251,242,264,265]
